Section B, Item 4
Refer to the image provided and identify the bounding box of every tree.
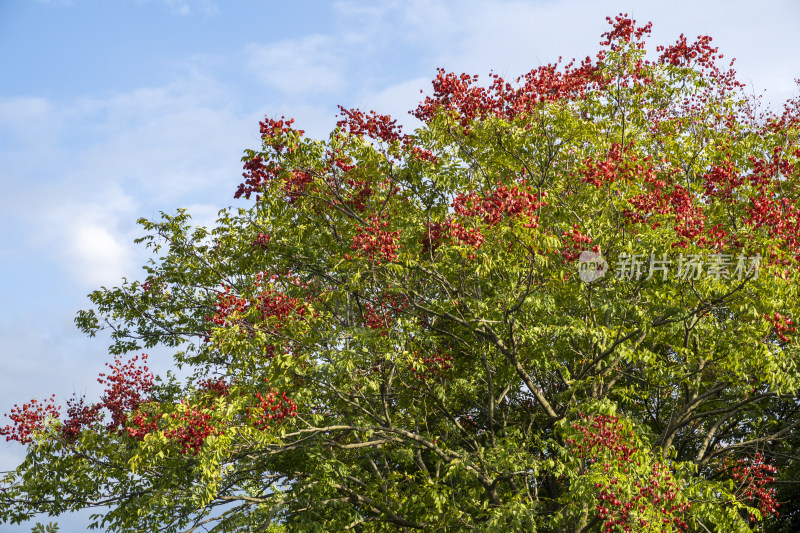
[3,14,800,532]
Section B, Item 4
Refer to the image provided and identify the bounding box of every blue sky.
[1,0,799,530]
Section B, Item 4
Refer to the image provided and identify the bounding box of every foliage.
[4,14,800,532]
[31,522,59,533]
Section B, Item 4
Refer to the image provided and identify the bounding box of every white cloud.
[68,219,135,286]
[130,0,219,16]
[0,70,258,290]
[0,96,50,123]
[34,0,75,5]
[164,0,191,15]
[0,96,57,146]
[67,71,251,198]
[34,0,220,12]
[197,0,219,17]
[355,76,430,132]
[183,202,224,232]
[246,35,347,95]
[327,0,800,108]
[8,179,139,288]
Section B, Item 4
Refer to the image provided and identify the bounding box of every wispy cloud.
[34,0,220,13]
[246,35,348,96]
[130,0,219,17]
[33,0,76,5]
[0,96,56,146]
[60,196,138,287]
[0,71,257,289]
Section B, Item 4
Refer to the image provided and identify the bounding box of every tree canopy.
[4,14,800,532]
